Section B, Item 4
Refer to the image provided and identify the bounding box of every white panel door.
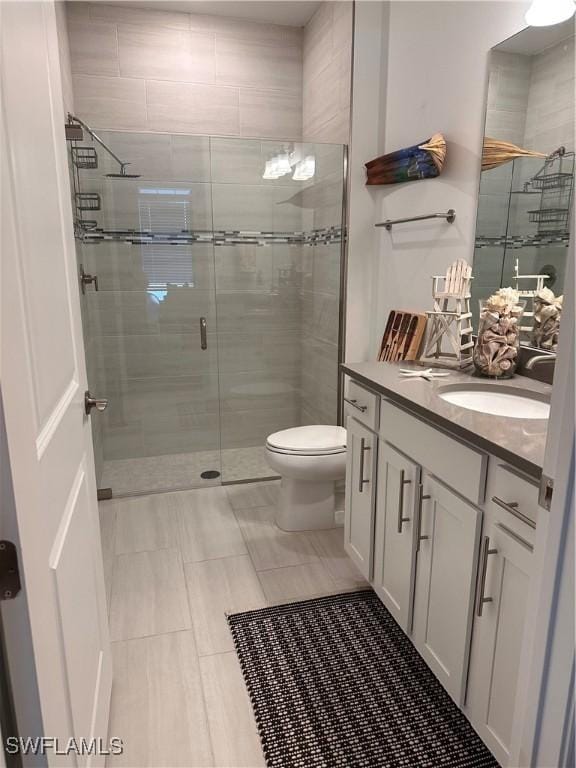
[373,442,419,632]
[344,417,376,580]
[412,474,481,705]
[466,513,534,766]
[0,1,112,763]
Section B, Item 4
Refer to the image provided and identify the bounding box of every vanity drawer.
[380,398,487,505]
[489,463,539,539]
[345,379,379,432]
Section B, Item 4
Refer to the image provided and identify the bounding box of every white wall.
[345,0,389,363]
[346,0,531,362]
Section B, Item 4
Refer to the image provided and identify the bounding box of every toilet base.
[276,477,337,531]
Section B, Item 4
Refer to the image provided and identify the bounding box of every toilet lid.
[267,425,347,455]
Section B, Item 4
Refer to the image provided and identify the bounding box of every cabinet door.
[373,441,419,632]
[344,416,377,580]
[412,474,481,704]
[465,514,534,766]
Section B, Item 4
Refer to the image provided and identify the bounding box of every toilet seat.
[266,425,347,456]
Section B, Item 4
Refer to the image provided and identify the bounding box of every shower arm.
[67,113,131,175]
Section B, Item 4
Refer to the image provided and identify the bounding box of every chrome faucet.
[525,353,557,370]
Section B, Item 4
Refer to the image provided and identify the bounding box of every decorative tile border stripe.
[77,226,344,247]
[475,232,570,250]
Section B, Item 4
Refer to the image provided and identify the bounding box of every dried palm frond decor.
[365,133,446,185]
[482,138,546,171]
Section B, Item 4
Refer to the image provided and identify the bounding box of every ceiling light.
[292,156,316,181]
[525,0,575,26]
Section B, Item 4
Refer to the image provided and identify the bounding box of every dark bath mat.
[227,590,499,768]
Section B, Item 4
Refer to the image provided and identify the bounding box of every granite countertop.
[341,361,552,478]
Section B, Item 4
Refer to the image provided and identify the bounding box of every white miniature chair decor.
[421,258,474,368]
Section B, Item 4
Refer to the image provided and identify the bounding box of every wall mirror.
[472,19,575,351]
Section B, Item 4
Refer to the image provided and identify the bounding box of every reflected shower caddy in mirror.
[471,20,575,353]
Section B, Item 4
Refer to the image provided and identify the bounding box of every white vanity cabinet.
[343,375,543,766]
[412,474,481,704]
[344,416,377,580]
[372,441,419,632]
[464,468,538,767]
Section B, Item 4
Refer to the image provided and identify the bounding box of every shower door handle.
[200,317,207,350]
[80,265,99,294]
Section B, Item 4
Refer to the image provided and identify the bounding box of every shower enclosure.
[68,126,346,496]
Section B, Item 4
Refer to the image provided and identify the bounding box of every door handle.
[200,317,207,350]
[84,391,108,415]
[79,265,99,294]
[358,438,371,493]
[397,469,412,533]
[416,484,431,551]
[476,535,498,616]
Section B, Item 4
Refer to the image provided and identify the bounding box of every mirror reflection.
[472,20,575,350]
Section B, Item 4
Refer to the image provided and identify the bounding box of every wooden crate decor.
[482,138,546,171]
[378,311,427,362]
[365,133,446,186]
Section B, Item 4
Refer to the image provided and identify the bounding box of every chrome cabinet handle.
[416,484,431,551]
[200,317,207,350]
[476,535,498,617]
[397,469,412,534]
[84,391,108,415]
[79,265,99,294]
[344,397,368,413]
[492,496,536,530]
[496,522,534,552]
[358,438,371,493]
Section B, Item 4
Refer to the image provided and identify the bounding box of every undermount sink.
[438,384,550,420]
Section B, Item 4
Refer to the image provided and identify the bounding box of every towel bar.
[376,209,456,230]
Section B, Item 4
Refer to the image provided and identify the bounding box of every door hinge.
[0,541,21,600]
[539,473,554,512]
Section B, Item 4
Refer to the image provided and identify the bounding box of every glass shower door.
[209,137,346,484]
[69,127,346,494]
[71,130,222,495]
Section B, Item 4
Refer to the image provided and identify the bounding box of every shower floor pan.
[100,446,274,497]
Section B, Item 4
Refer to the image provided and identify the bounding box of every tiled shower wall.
[75,133,343,470]
[66,2,303,139]
[524,36,575,154]
[302,1,353,144]
[300,2,351,425]
[64,2,351,484]
[300,144,344,426]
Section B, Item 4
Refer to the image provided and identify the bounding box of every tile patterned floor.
[101,446,275,496]
[101,481,366,767]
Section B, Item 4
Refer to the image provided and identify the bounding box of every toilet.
[265,425,347,531]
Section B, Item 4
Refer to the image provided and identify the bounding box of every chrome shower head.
[105,162,140,179]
